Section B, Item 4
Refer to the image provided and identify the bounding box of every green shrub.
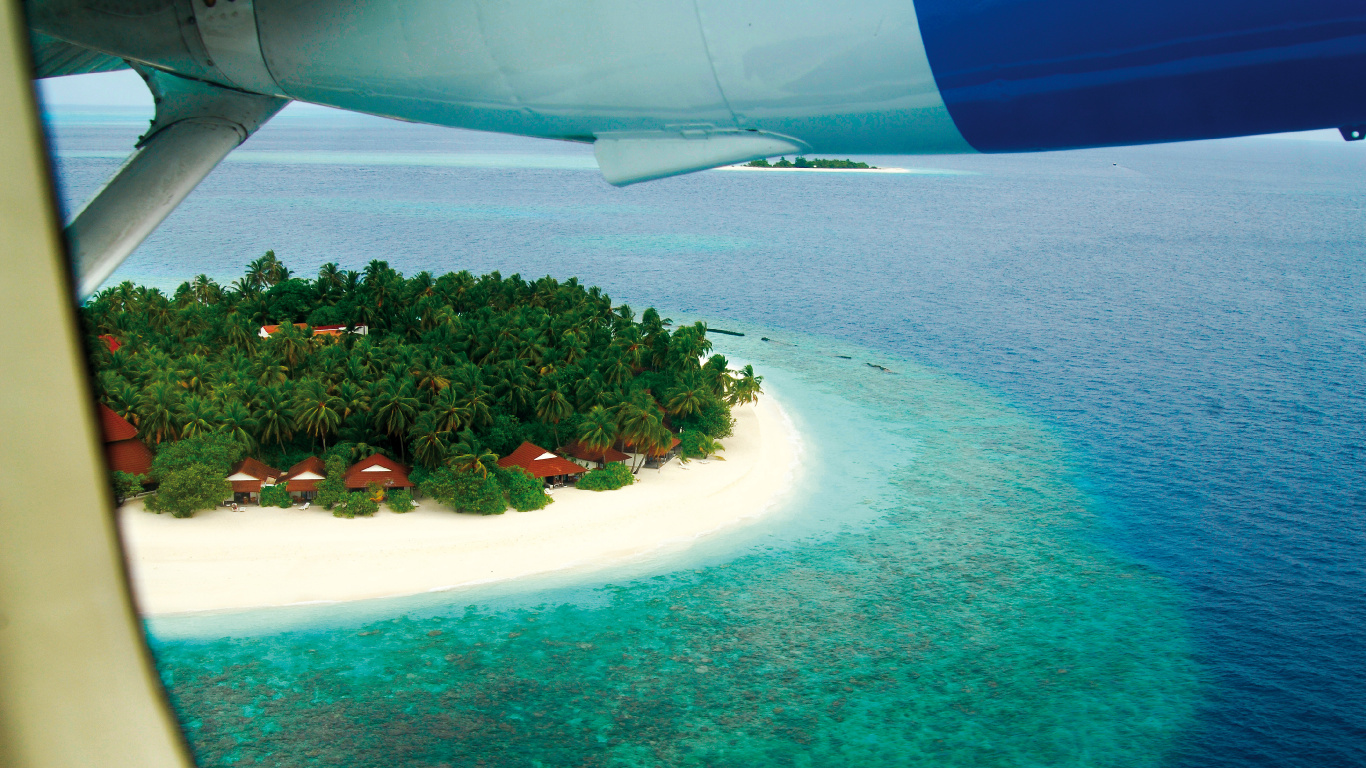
[386,488,416,513]
[679,429,724,459]
[151,432,244,481]
[338,491,378,518]
[259,483,293,508]
[420,467,507,515]
[110,470,144,504]
[315,455,348,509]
[576,462,635,491]
[144,463,229,518]
[672,399,734,439]
[495,466,551,512]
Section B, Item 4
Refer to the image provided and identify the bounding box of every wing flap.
[30,31,128,79]
[593,130,805,186]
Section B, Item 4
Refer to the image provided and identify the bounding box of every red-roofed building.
[97,403,152,477]
[559,440,631,469]
[622,435,683,469]
[497,442,588,485]
[281,456,327,501]
[259,323,368,339]
[344,453,413,491]
[98,334,122,353]
[227,457,283,504]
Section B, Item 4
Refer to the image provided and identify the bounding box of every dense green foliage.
[144,432,243,516]
[150,432,244,478]
[110,471,143,504]
[145,463,230,518]
[259,483,293,508]
[315,455,348,509]
[337,491,378,518]
[419,468,506,515]
[386,488,415,513]
[745,156,875,169]
[576,462,635,491]
[494,466,551,512]
[679,429,723,459]
[83,254,762,496]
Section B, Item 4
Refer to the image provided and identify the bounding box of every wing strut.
[68,66,287,299]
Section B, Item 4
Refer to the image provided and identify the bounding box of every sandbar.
[118,396,798,615]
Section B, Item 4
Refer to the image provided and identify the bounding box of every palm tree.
[136,381,182,445]
[224,312,258,352]
[457,381,495,431]
[665,378,707,419]
[177,396,219,439]
[372,378,419,460]
[619,403,662,473]
[729,365,764,405]
[294,381,344,449]
[447,430,497,477]
[408,414,449,470]
[190,274,221,304]
[430,387,470,434]
[218,401,259,453]
[269,321,311,371]
[534,384,574,446]
[337,380,371,421]
[701,354,732,399]
[254,386,296,448]
[411,361,451,395]
[257,358,290,386]
[316,262,344,297]
[577,406,617,467]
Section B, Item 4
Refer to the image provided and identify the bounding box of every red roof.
[260,323,365,339]
[344,453,413,490]
[559,441,630,464]
[623,435,682,457]
[97,403,139,442]
[228,457,284,493]
[99,334,121,353]
[105,438,152,477]
[282,456,327,492]
[496,442,587,479]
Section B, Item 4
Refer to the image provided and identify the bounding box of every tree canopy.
[85,257,752,492]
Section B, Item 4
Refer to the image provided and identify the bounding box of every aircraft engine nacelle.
[30,0,1366,179]
[25,0,1366,293]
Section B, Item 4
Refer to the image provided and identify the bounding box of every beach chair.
[300,502,310,510]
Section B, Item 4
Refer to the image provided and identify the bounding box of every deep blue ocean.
[46,105,1365,767]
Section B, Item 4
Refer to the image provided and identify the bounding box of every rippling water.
[46,105,1366,767]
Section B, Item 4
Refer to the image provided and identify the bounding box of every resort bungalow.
[497,442,587,487]
[258,323,369,339]
[558,440,630,470]
[344,453,414,497]
[227,457,283,505]
[622,435,683,470]
[281,456,327,502]
[97,403,152,478]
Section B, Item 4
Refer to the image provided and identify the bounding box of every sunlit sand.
[118,396,798,615]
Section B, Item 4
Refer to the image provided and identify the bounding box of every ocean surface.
[44,105,1365,767]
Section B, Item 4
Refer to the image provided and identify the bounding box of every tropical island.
[86,254,797,613]
[744,156,876,169]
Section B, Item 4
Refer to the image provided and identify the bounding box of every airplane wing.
[30,31,127,78]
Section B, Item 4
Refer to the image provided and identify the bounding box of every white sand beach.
[715,165,913,174]
[118,396,798,615]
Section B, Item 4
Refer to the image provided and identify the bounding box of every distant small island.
[745,156,876,170]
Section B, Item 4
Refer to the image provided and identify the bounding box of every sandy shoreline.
[716,165,912,174]
[118,395,798,616]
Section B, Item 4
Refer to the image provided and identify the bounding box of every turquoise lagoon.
[148,325,1200,767]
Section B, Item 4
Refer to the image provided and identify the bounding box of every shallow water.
[149,330,1200,767]
[45,106,1366,766]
